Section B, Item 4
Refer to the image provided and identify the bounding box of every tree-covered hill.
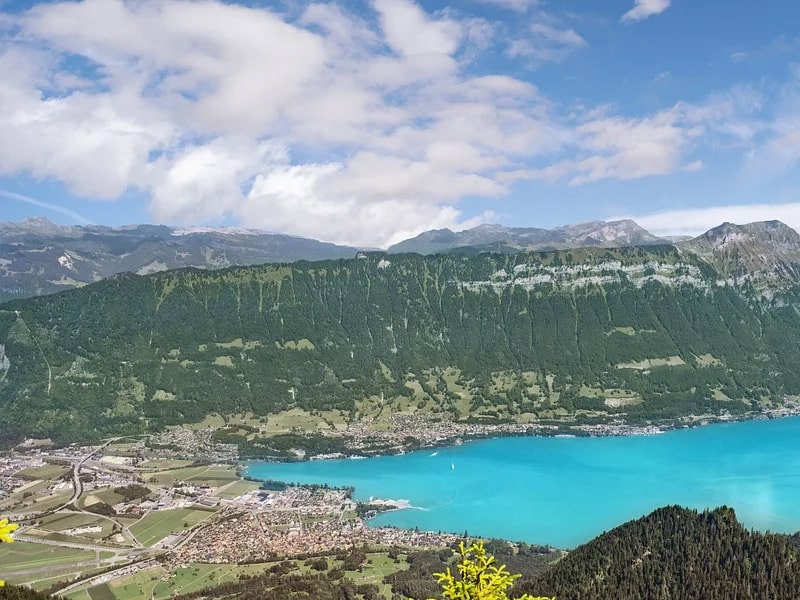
[0,586,52,600]
[3,245,800,444]
[516,505,800,599]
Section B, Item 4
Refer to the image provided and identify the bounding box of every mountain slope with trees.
[3,236,800,444]
[517,506,800,599]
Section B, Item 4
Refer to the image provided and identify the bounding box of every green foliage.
[0,586,51,600]
[114,484,151,501]
[1,248,800,443]
[429,541,554,600]
[517,506,800,600]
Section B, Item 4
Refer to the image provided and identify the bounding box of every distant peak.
[701,220,798,239]
[470,223,506,232]
[23,216,55,225]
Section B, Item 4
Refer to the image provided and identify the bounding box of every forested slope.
[3,246,800,443]
[517,506,800,599]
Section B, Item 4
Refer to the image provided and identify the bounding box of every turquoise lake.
[245,417,800,548]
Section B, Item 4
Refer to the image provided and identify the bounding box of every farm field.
[106,566,166,600]
[33,513,116,540]
[213,480,261,499]
[130,507,216,546]
[0,541,98,572]
[6,565,108,591]
[145,465,238,487]
[15,464,70,480]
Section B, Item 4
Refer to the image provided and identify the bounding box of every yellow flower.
[0,518,18,544]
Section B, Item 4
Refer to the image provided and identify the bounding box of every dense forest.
[0,586,51,600]
[3,246,800,443]
[517,506,800,599]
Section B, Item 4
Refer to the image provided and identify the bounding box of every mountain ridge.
[0,218,360,302]
[388,219,664,255]
[5,217,800,303]
[678,220,800,290]
[4,241,800,445]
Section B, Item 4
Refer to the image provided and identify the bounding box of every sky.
[0,0,799,248]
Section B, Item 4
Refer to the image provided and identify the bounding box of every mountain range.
[0,218,359,303]
[0,217,723,303]
[387,219,665,254]
[4,219,800,444]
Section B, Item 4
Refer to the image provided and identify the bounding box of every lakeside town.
[3,401,800,598]
[0,421,468,598]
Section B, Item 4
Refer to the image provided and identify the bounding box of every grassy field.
[34,513,115,540]
[6,565,109,591]
[145,465,238,487]
[0,541,97,573]
[91,489,126,506]
[342,552,408,599]
[87,583,116,600]
[151,563,281,598]
[105,566,166,600]
[153,564,242,598]
[139,459,195,470]
[15,463,70,480]
[616,355,686,370]
[6,491,72,515]
[130,507,216,546]
[213,480,261,499]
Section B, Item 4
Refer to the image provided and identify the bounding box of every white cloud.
[471,0,538,12]
[618,203,800,238]
[0,0,568,247]
[504,108,701,185]
[508,22,586,65]
[374,0,462,57]
[621,0,670,23]
[0,0,791,248]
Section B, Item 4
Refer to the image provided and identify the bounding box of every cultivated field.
[130,507,216,546]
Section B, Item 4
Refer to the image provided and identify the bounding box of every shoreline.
[239,409,800,549]
[241,401,800,464]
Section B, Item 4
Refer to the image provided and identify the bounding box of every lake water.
[245,417,800,548]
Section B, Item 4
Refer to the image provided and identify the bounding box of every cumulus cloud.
[503,108,700,185]
[1,0,565,246]
[508,22,586,65]
[504,88,774,187]
[621,0,670,23]
[471,0,538,12]
[374,0,462,57]
[0,0,788,247]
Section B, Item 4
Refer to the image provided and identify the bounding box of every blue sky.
[0,0,799,247]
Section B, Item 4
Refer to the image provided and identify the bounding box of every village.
[0,428,461,599]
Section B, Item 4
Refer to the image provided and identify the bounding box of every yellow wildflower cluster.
[429,541,554,600]
[0,517,19,587]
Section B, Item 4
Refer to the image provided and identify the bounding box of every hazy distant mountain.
[388,220,664,255]
[0,217,359,302]
[679,220,800,290]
